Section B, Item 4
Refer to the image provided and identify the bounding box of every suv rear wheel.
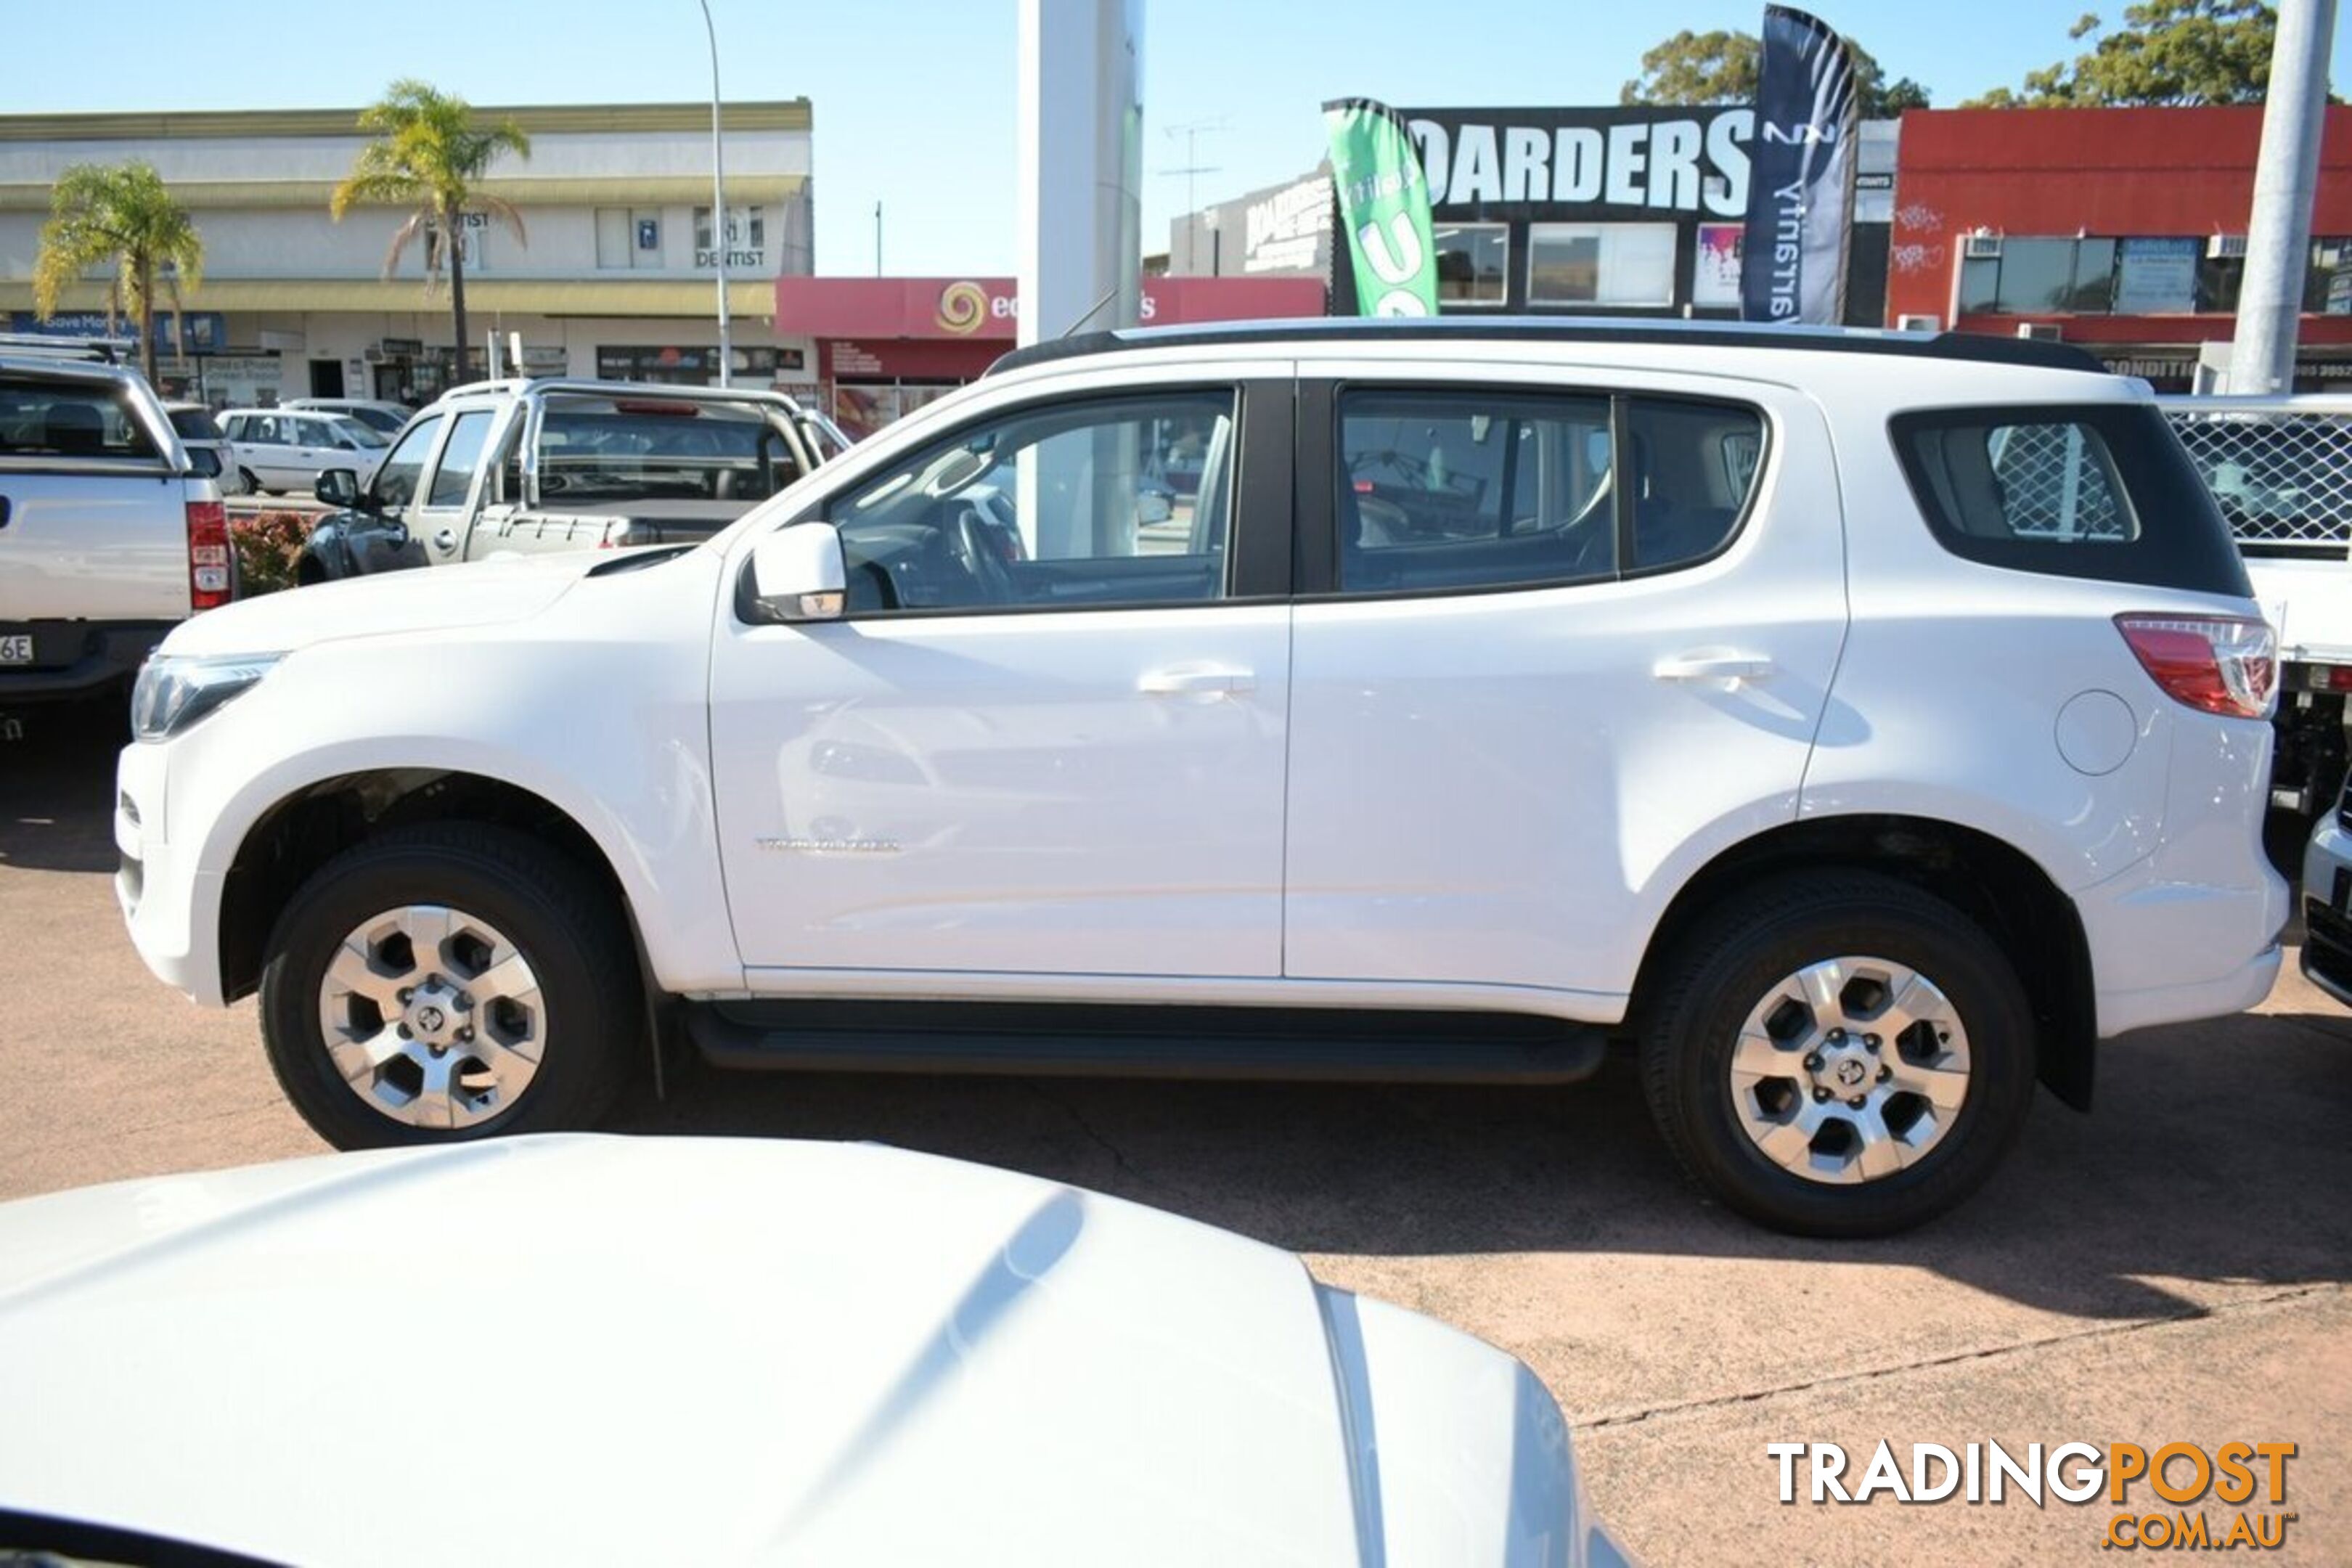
[258,823,639,1149]
[1639,872,2035,1237]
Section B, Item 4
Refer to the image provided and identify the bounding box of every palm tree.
[331,81,530,383]
[33,161,205,385]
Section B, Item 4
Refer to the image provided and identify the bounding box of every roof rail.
[985,316,2111,377]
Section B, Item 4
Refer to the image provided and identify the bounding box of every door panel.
[1283,367,1847,1000]
[713,606,1291,975]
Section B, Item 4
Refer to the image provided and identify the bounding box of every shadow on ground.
[11,692,2350,1323]
[0,699,123,875]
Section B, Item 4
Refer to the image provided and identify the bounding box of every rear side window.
[1892,404,2251,595]
[0,374,160,459]
[1334,388,1763,596]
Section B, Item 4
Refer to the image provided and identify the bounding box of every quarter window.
[825,391,1237,614]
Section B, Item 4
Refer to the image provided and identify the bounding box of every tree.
[331,80,530,380]
[1620,28,1932,116]
[33,161,205,386]
[1965,1,2279,107]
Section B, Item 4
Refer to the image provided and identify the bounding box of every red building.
[772,274,1325,437]
[1888,107,2352,390]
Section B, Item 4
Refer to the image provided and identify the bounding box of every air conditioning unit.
[1895,314,1941,332]
[2208,234,2248,260]
[1962,232,2004,259]
[2017,322,2063,342]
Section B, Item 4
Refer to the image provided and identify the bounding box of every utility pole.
[2228,0,2338,394]
[695,0,733,388]
[1158,115,1227,273]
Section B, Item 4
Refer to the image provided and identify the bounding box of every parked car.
[283,395,412,436]
[1,354,232,703]
[0,1135,1625,1568]
[219,407,388,496]
[160,401,247,496]
[298,377,828,582]
[113,319,2285,1237]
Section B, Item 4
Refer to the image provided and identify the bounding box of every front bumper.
[115,738,226,1007]
[2300,814,2352,1008]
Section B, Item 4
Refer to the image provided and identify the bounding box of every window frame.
[733,380,1293,627]
[1304,380,1772,604]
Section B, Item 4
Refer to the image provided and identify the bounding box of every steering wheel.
[951,507,1019,604]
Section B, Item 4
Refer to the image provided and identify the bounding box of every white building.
[0,100,814,407]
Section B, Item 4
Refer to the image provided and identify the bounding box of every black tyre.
[1639,871,2035,1238]
[259,822,640,1149]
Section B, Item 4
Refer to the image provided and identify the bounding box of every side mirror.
[315,467,361,508]
[751,521,849,621]
[184,446,222,480]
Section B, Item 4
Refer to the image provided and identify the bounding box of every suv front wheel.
[1640,872,2035,1238]
[258,823,640,1149]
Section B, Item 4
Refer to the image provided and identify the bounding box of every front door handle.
[0,496,11,530]
[1138,664,1255,698]
[1654,651,1776,687]
[432,528,457,553]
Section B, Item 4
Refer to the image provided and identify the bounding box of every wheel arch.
[1628,812,2099,1110]
[216,768,647,1008]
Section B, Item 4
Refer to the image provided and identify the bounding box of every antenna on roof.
[1056,282,1122,340]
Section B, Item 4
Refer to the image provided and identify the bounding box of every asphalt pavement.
[3,697,2346,1564]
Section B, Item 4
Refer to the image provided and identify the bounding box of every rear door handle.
[0,496,11,530]
[1654,651,1776,686]
[1138,665,1255,697]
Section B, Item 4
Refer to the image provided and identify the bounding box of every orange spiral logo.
[936,280,989,335]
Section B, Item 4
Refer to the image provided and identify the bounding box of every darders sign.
[1400,107,1755,221]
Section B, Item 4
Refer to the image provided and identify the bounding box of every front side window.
[428,410,496,507]
[372,412,445,515]
[825,391,1237,614]
[1338,390,1616,594]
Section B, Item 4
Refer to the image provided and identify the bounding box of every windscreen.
[536,395,804,505]
[168,407,225,441]
[0,374,160,459]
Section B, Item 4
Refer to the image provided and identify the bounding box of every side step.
[684,999,1609,1085]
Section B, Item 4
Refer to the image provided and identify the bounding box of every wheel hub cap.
[1728,956,1972,1185]
[317,905,544,1130]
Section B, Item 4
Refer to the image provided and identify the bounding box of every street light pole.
[695,0,732,388]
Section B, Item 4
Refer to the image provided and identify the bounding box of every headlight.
[131,653,284,741]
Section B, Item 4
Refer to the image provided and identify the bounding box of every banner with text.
[1739,5,1858,324]
[1323,98,1440,317]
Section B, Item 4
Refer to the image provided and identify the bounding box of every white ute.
[115,320,2287,1236]
[1,354,232,703]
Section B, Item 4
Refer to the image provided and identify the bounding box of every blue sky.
[12,1,2345,276]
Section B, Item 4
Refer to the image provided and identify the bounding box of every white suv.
[113,321,2286,1236]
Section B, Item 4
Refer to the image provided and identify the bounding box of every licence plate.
[0,634,31,666]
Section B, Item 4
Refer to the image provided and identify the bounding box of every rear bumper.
[0,621,173,704]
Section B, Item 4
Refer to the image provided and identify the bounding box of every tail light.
[2115,614,2277,719]
[187,498,232,611]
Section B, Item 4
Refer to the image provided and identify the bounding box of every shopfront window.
[1965,235,2352,317]
[1526,223,1677,307]
[1433,224,1508,306]
[1959,237,2115,314]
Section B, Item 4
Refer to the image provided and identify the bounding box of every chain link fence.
[1989,422,2130,541]
[2161,396,2352,554]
